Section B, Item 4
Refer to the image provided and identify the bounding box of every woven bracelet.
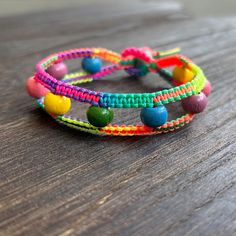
[26,47,211,136]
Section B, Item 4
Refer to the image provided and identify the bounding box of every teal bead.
[82,57,102,74]
[87,106,114,127]
[140,106,168,128]
[133,58,149,76]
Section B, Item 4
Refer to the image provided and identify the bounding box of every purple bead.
[46,62,68,80]
[202,80,212,97]
[182,92,208,113]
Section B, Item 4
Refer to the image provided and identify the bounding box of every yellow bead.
[173,66,194,83]
[44,93,71,116]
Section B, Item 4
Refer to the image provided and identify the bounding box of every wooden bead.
[82,57,102,74]
[87,106,113,127]
[44,93,71,116]
[133,58,149,76]
[173,66,194,83]
[26,76,49,98]
[46,62,68,80]
[202,80,212,97]
[182,92,208,113]
[140,106,168,128]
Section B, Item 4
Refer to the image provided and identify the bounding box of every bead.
[44,92,71,116]
[202,80,212,97]
[82,57,102,74]
[87,106,113,127]
[26,76,49,98]
[140,106,168,128]
[173,66,194,83]
[133,58,149,76]
[46,62,68,80]
[182,92,207,113]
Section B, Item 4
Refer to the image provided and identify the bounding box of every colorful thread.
[26,47,210,136]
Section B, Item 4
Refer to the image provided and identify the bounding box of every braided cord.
[35,48,206,108]
[32,47,208,136]
[37,98,194,136]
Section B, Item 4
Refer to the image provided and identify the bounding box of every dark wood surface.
[1,1,236,235]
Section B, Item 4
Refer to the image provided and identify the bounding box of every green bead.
[87,106,114,127]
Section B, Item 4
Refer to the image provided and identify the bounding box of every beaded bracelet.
[26,47,211,136]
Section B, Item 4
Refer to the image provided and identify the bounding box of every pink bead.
[46,62,68,79]
[26,76,49,98]
[202,80,212,97]
[182,92,208,113]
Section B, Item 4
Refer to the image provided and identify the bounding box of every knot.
[119,47,156,76]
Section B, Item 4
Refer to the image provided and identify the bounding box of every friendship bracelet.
[26,47,212,136]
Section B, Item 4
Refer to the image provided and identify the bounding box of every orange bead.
[173,66,194,84]
[44,93,71,116]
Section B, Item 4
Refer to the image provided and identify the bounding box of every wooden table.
[1,1,236,235]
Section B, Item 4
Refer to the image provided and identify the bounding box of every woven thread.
[37,98,194,136]
[35,48,206,108]
[30,46,208,136]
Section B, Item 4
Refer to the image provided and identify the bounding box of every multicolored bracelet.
[26,47,211,136]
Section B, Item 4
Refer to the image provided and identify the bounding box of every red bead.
[46,62,68,79]
[182,92,208,113]
[202,80,212,97]
[26,76,49,98]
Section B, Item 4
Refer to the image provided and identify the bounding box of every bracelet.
[26,47,211,136]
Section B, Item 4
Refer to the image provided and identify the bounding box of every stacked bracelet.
[26,47,211,136]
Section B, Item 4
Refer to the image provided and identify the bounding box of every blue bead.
[82,57,102,74]
[140,106,168,127]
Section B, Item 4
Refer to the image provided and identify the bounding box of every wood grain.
[0,1,236,236]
